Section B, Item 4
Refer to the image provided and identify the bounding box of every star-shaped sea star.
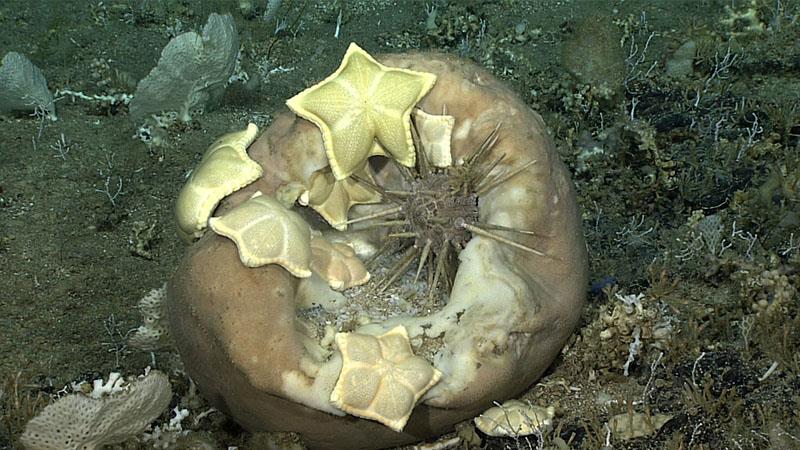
[310,236,370,291]
[175,123,262,242]
[286,43,437,180]
[299,164,382,230]
[208,191,312,277]
[330,325,441,431]
[413,109,455,168]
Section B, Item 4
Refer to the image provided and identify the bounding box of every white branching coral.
[20,370,172,450]
[87,371,126,398]
[142,406,191,449]
[578,291,673,377]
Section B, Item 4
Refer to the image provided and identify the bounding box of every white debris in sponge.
[19,370,172,450]
[129,283,173,352]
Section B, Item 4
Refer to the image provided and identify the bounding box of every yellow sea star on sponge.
[208,191,312,277]
[299,164,382,230]
[413,109,455,168]
[331,325,442,432]
[175,123,262,242]
[309,236,370,291]
[286,42,437,180]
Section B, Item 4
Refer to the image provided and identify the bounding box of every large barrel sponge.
[167,51,587,449]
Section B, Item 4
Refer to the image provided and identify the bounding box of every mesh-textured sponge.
[19,370,171,450]
[129,13,238,123]
[129,284,172,352]
[0,51,55,117]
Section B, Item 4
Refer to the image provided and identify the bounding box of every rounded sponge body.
[167,52,587,449]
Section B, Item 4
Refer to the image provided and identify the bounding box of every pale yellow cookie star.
[310,236,370,291]
[286,42,437,180]
[413,109,455,168]
[474,400,555,437]
[331,325,442,432]
[175,123,262,242]
[299,164,381,230]
[208,191,312,277]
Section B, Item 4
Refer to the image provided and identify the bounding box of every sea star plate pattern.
[300,164,381,230]
[331,325,442,431]
[413,109,455,168]
[286,42,437,180]
[175,123,262,242]
[310,237,370,291]
[208,191,313,277]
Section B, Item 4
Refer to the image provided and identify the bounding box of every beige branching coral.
[607,412,672,440]
[330,325,441,431]
[578,291,672,376]
[20,370,172,450]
